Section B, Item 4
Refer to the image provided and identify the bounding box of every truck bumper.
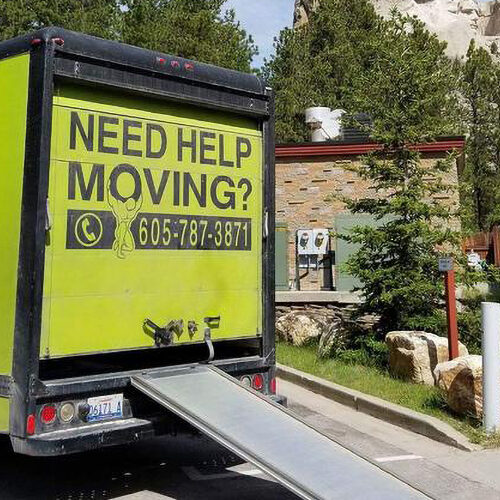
[11,394,286,456]
[11,418,155,456]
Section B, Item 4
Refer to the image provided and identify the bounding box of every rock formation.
[294,0,319,28]
[385,331,468,385]
[434,355,483,417]
[317,317,344,357]
[275,304,379,356]
[294,0,500,58]
[275,312,324,346]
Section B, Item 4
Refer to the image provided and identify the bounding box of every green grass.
[277,341,500,447]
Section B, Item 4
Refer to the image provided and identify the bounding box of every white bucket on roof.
[305,107,344,142]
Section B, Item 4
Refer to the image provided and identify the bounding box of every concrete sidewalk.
[279,378,500,500]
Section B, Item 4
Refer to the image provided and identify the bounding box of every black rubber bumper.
[11,394,286,456]
[11,418,155,456]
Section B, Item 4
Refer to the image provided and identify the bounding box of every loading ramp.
[132,365,427,500]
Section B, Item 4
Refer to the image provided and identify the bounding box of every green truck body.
[0,28,275,455]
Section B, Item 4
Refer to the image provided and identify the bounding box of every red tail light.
[26,414,36,435]
[51,37,64,46]
[40,404,57,424]
[270,377,277,394]
[252,373,264,391]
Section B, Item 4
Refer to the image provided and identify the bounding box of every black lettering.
[183,173,207,207]
[236,137,252,168]
[146,123,167,158]
[109,164,141,202]
[210,176,235,209]
[219,134,234,167]
[200,131,216,165]
[144,168,170,205]
[70,112,94,151]
[173,171,180,206]
[98,115,119,154]
[178,128,197,163]
[68,162,104,201]
[123,120,142,157]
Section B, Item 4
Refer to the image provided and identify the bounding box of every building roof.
[275,136,466,159]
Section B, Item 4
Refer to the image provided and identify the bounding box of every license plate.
[87,393,123,422]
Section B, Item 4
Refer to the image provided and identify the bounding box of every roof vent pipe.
[305,107,345,142]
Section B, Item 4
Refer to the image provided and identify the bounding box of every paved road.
[2,379,499,499]
[0,432,297,500]
[280,379,500,500]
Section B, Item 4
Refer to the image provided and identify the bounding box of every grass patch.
[277,341,500,447]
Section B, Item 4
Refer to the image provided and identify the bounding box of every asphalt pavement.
[2,379,500,499]
[0,432,295,499]
[280,378,500,500]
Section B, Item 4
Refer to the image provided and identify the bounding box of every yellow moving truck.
[0,28,275,455]
[0,29,431,500]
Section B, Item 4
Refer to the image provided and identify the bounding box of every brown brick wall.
[275,152,461,290]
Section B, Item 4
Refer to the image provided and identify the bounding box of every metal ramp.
[132,365,427,500]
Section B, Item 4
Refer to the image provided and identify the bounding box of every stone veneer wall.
[276,302,379,335]
[275,152,461,291]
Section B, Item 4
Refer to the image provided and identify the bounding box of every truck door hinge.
[0,376,12,397]
[29,375,48,397]
[45,198,52,231]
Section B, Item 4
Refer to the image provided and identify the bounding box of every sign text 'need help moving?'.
[60,109,261,258]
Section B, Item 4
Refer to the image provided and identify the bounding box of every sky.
[223,0,295,68]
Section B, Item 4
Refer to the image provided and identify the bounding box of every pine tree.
[460,41,500,231]
[0,0,257,72]
[263,0,381,143]
[342,12,460,332]
[121,0,257,72]
[0,0,121,40]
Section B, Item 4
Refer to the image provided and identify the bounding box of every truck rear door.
[42,84,264,357]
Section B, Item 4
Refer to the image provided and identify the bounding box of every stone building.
[274,137,465,291]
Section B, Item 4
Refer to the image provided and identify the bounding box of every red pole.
[444,269,459,360]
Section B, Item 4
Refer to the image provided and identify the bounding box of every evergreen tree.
[263,0,381,143]
[0,0,121,40]
[342,12,460,332]
[0,0,257,72]
[121,0,257,72]
[460,41,500,232]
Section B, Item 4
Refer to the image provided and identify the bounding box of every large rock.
[276,312,323,346]
[294,0,500,58]
[386,331,468,385]
[434,355,483,417]
[317,317,345,358]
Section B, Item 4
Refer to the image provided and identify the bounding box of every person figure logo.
[107,180,143,259]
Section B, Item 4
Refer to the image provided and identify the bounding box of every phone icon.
[82,218,97,242]
[74,213,103,248]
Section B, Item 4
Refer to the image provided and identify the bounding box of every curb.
[277,363,479,452]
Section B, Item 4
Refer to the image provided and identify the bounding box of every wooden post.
[444,268,459,360]
[492,226,500,267]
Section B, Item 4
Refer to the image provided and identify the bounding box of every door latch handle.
[201,316,220,363]
[143,319,183,347]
